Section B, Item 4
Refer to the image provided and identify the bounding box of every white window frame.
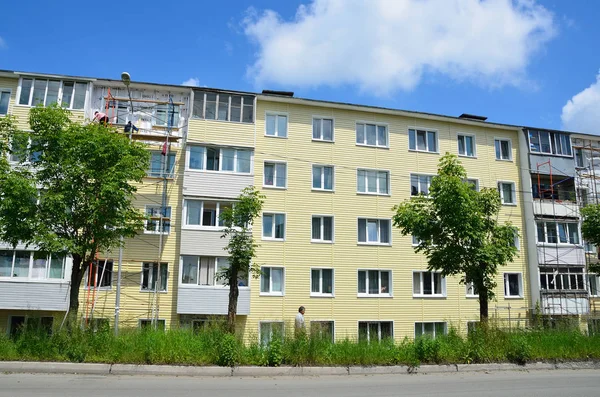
[465,178,480,191]
[84,259,113,290]
[182,199,233,230]
[185,145,253,174]
[410,173,434,197]
[357,218,391,245]
[139,319,166,330]
[414,322,447,339]
[494,138,513,161]
[310,320,335,342]
[357,168,390,195]
[412,271,446,298]
[263,160,287,189]
[260,266,285,296]
[147,151,176,178]
[528,130,572,157]
[259,321,284,345]
[262,212,286,241]
[191,91,255,123]
[539,266,585,291]
[588,274,599,297]
[497,181,517,205]
[0,250,67,281]
[311,215,334,243]
[408,127,439,153]
[144,205,172,235]
[312,164,335,191]
[465,276,479,298]
[310,267,334,297]
[0,88,12,115]
[536,221,581,245]
[357,320,394,343]
[457,132,476,158]
[357,269,392,297]
[265,112,288,138]
[140,262,168,293]
[16,77,88,110]
[179,256,238,287]
[312,116,335,142]
[356,122,389,148]
[503,272,523,298]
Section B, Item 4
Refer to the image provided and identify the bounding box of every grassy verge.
[1,325,599,367]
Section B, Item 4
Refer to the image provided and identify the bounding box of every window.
[260,321,284,345]
[589,319,600,336]
[465,276,479,297]
[312,216,333,243]
[144,206,171,234]
[357,218,391,245]
[575,148,585,168]
[0,90,10,115]
[539,267,585,291]
[263,213,285,240]
[311,321,334,342]
[181,256,241,286]
[265,113,287,137]
[148,151,175,178]
[498,182,516,205]
[85,260,113,288]
[192,91,254,123]
[503,273,522,298]
[457,134,476,157]
[311,268,334,296]
[140,319,166,330]
[536,221,580,244]
[154,104,180,127]
[184,200,232,227]
[141,262,168,292]
[18,78,86,109]
[465,178,479,191]
[8,316,25,338]
[358,321,392,343]
[356,123,388,147]
[0,250,65,279]
[313,118,334,141]
[357,169,389,195]
[528,130,572,156]
[495,139,512,160]
[187,146,252,174]
[409,128,437,153]
[358,270,391,296]
[410,174,433,196]
[25,316,54,336]
[260,267,284,295]
[413,271,446,297]
[589,275,599,296]
[263,162,287,188]
[312,165,334,191]
[415,322,446,339]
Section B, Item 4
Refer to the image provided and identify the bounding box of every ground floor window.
[415,322,447,339]
[8,315,54,338]
[260,321,284,345]
[82,318,110,332]
[589,319,600,336]
[310,321,334,342]
[139,319,166,330]
[358,321,392,343]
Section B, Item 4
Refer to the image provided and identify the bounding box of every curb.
[0,361,599,377]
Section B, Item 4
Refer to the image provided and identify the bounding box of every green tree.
[0,106,149,321]
[393,153,518,321]
[217,186,265,333]
[580,205,600,274]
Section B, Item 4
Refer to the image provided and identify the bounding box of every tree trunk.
[479,284,489,323]
[68,253,87,323]
[227,275,239,334]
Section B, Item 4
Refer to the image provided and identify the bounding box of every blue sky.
[1,0,599,133]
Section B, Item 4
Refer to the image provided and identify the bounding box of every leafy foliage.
[217,186,265,332]
[393,153,518,320]
[581,204,600,275]
[0,106,149,316]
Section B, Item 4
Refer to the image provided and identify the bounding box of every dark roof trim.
[262,89,294,97]
[459,113,487,121]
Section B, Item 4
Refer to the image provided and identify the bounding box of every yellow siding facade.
[247,98,530,341]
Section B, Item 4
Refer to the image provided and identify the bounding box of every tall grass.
[1,324,599,367]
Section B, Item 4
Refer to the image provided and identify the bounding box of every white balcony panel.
[533,201,579,218]
[541,293,589,315]
[177,287,250,315]
[183,171,253,199]
[0,281,69,311]
[537,246,586,266]
[180,229,229,256]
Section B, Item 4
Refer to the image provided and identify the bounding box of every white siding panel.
[177,287,250,315]
[183,172,253,198]
[180,230,228,256]
[0,281,69,311]
[537,246,586,265]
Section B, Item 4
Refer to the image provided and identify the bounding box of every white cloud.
[561,71,600,135]
[0,37,7,49]
[181,77,200,87]
[243,0,556,95]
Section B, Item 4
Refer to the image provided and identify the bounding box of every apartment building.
[6,69,599,341]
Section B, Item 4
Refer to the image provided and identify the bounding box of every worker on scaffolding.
[93,111,109,126]
[124,121,139,134]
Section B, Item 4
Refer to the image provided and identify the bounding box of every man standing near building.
[295,306,305,337]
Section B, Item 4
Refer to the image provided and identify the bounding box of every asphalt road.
[0,370,598,397]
